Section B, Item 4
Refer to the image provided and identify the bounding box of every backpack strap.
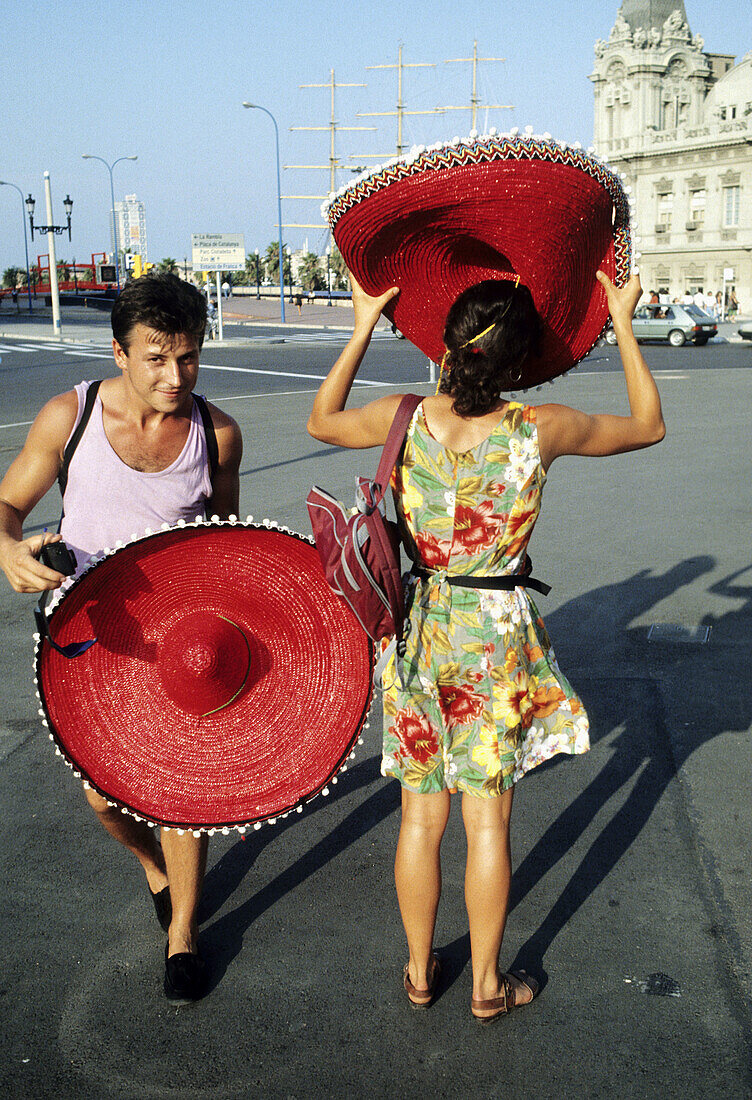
[58,380,102,498]
[372,394,422,505]
[192,393,219,481]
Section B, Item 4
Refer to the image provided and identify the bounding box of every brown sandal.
[403,954,441,1009]
[471,970,539,1023]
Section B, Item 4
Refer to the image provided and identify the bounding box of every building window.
[656,191,673,231]
[689,188,706,226]
[723,186,740,228]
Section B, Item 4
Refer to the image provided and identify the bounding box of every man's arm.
[0,391,78,592]
[204,404,242,520]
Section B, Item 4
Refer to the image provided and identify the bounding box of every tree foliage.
[328,246,349,291]
[2,267,23,288]
[299,252,325,292]
[264,241,292,284]
[158,257,179,274]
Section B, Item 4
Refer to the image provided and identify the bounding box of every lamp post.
[254,248,260,299]
[25,173,73,335]
[81,154,137,291]
[0,180,33,313]
[325,246,332,306]
[242,102,285,323]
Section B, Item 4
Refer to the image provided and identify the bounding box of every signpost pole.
[215,271,223,342]
[190,236,244,344]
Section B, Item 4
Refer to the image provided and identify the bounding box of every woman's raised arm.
[537,272,665,469]
[307,276,403,449]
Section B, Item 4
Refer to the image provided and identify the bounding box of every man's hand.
[0,532,66,593]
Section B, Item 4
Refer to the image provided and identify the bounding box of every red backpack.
[307,394,422,644]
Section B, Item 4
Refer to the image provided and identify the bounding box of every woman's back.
[395,397,544,579]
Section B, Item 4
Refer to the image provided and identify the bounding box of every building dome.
[703,51,752,122]
[617,1,690,34]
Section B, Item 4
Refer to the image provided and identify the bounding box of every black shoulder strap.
[193,393,218,480]
[58,380,102,498]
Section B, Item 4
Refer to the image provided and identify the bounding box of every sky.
[1,0,751,273]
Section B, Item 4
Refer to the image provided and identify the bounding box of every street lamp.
[25,190,73,241]
[325,246,332,307]
[242,102,285,323]
[0,180,33,312]
[82,154,137,291]
[254,248,260,299]
[25,173,73,335]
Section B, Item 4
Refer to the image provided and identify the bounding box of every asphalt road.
[0,323,751,1098]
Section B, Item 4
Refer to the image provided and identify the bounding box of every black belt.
[411,556,551,597]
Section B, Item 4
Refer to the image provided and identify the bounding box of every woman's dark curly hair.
[440,279,542,416]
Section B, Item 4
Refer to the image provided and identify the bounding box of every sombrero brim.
[35,521,374,833]
[327,132,633,386]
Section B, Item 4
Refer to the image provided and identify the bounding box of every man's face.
[113,323,200,413]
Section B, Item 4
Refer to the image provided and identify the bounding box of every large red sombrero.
[326,130,634,387]
[34,520,374,833]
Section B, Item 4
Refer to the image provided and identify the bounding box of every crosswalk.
[230,328,396,346]
[0,339,113,360]
[0,329,397,360]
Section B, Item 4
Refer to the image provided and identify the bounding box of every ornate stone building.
[591,2,751,309]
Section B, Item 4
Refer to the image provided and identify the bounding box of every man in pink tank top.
[0,273,242,1004]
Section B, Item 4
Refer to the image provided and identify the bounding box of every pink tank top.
[60,381,213,567]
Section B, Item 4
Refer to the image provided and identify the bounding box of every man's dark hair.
[111,272,207,351]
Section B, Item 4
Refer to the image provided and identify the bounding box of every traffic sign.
[191,234,245,272]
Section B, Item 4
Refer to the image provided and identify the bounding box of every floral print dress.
[381,401,589,797]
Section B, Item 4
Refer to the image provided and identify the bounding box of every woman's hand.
[351,272,400,335]
[307,270,402,447]
[596,270,642,332]
[537,268,664,467]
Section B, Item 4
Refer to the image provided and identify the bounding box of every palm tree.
[2,266,23,289]
[299,252,325,293]
[158,257,179,274]
[329,246,349,291]
[264,241,291,284]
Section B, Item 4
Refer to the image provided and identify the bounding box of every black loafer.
[164,945,208,1004]
[149,885,172,932]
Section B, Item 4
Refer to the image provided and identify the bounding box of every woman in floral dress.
[308,270,664,1021]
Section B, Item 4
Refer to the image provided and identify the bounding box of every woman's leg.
[462,786,532,1006]
[394,787,450,990]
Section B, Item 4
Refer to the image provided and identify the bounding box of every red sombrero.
[326,130,634,387]
[34,520,374,833]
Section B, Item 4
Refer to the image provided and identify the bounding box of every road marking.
[199,363,391,386]
[0,341,113,355]
[0,420,34,429]
[212,381,427,401]
[575,370,688,378]
[62,350,113,359]
[0,343,49,353]
[232,329,393,345]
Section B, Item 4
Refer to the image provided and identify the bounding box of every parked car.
[605,302,718,347]
[738,324,752,342]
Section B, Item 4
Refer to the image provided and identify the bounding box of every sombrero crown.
[326,129,634,387]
